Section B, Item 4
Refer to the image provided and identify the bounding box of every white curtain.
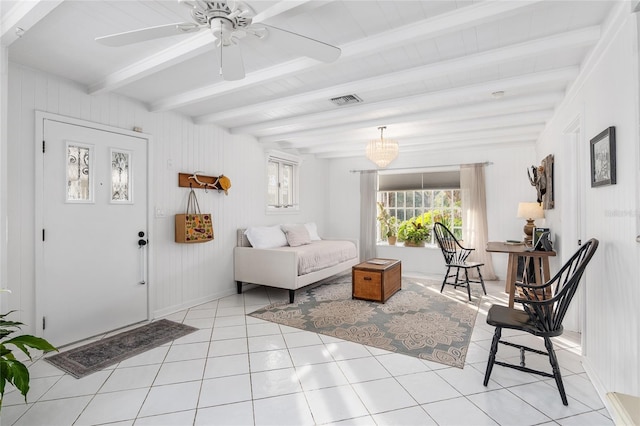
[461,164,498,280]
[359,171,377,261]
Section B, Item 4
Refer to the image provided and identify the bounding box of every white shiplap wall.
[536,8,639,398]
[6,63,329,332]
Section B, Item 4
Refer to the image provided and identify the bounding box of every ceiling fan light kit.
[95,0,340,81]
[366,126,399,168]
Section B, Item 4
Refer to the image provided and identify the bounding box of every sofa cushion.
[244,226,288,249]
[304,222,322,241]
[281,224,312,247]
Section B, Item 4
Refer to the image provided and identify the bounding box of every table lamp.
[517,202,544,245]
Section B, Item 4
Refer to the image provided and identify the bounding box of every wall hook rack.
[178,172,231,195]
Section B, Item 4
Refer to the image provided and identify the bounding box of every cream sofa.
[234,227,359,303]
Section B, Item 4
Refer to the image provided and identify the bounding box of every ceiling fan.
[95,0,341,81]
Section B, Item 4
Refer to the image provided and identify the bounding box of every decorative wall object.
[541,154,554,209]
[66,141,93,203]
[178,172,231,195]
[527,154,554,209]
[111,149,132,203]
[175,189,214,243]
[590,126,616,187]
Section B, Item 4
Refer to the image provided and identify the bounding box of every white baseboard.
[152,288,239,319]
[606,392,640,425]
[582,356,615,419]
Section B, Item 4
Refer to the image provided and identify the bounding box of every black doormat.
[45,319,198,378]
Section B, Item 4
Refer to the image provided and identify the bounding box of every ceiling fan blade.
[260,24,341,63]
[95,22,201,47]
[220,42,245,81]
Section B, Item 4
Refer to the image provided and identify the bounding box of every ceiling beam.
[196,26,597,126]
[1,0,64,47]
[253,67,577,143]
[306,132,541,155]
[270,111,551,149]
[268,94,563,144]
[299,125,546,151]
[253,0,337,24]
[151,0,543,112]
[88,32,213,95]
[314,139,536,159]
[234,92,564,138]
[262,110,551,146]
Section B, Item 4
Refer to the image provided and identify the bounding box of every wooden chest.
[352,259,401,303]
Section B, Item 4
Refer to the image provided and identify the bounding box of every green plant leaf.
[0,311,57,413]
[4,336,57,360]
[1,358,30,399]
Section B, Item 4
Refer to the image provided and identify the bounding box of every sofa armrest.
[233,246,299,289]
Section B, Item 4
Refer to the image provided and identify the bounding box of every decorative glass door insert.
[111,149,132,203]
[66,141,93,203]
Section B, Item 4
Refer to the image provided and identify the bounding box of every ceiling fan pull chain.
[219,20,224,77]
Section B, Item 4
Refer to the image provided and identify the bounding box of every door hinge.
[42,316,46,330]
[42,140,45,153]
[42,229,45,241]
[578,239,582,246]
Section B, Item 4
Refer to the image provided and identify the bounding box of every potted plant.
[399,220,429,247]
[376,202,398,245]
[0,294,57,412]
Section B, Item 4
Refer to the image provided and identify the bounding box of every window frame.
[377,188,463,245]
[266,151,300,214]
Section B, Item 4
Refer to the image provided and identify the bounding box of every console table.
[486,242,556,308]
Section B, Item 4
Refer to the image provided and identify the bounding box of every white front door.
[38,117,148,346]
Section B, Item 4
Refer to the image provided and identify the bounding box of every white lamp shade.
[366,126,399,168]
[517,202,544,219]
[366,138,398,168]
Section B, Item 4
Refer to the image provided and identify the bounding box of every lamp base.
[523,219,535,246]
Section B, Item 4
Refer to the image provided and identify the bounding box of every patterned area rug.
[249,275,482,368]
[45,319,197,378]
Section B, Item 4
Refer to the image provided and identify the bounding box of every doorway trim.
[563,110,587,351]
[34,111,155,337]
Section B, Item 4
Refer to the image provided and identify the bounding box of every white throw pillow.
[244,226,287,249]
[281,224,312,247]
[304,222,321,241]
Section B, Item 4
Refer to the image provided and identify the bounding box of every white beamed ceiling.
[2,0,617,158]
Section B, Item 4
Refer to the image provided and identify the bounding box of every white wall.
[326,143,537,279]
[5,63,330,332]
[536,6,639,397]
[0,47,8,314]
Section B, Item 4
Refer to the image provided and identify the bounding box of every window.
[377,171,462,244]
[267,152,300,212]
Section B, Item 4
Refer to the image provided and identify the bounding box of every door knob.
[138,239,147,247]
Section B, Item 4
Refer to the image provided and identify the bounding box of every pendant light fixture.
[366,126,399,168]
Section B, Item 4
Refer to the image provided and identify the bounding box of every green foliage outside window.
[378,189,463,244]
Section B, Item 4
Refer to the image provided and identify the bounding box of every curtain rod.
[349,161,493,173]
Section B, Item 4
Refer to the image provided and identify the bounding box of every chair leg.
[484,327,502,386]
[544,337,568,405]
[454,268,461,288]
[464,268,471,301]
[476,266,487,295]
[441,266,451,293]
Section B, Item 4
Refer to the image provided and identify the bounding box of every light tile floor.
[2,276,614,426]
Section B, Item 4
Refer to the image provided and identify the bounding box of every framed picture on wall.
[590,126,616,187]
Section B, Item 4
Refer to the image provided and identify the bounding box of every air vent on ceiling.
[329,94,363,106]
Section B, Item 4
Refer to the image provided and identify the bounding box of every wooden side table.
[352,259,401,303]
[486,242,556,308]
